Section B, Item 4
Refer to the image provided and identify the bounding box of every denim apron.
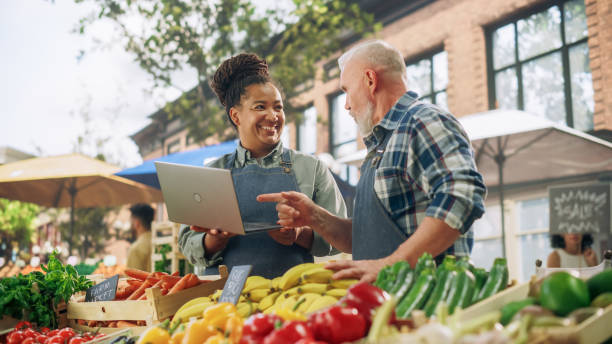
[204,148,313,278]
[352,130,446,265]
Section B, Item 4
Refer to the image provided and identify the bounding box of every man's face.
[340,59,375,136]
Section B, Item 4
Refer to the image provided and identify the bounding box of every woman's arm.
[584,247,598,267]
[546,250,561,268]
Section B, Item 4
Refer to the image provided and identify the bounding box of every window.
[488,0,592,131]
[298,106,317,155]
[471,204,503,271]
[516,198,551,282]
[329,93,359,185]
[405,50,448,110]
[166,138,181,155]
[281,125,291,148]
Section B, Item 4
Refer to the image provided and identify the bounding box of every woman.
[546,233,598,268]
[178,53,347,278]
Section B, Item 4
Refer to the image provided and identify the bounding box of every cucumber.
[415,253,435,277]
[389,261,412,295]
[391,269,415,301]
[396,269,436,319]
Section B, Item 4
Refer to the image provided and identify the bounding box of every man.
[127,203,155,272]
[258,40,486,282]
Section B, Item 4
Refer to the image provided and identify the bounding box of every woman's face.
[230,82,284,158]
[563,233,582,246]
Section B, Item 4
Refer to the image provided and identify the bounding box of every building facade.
[131,0,612,281]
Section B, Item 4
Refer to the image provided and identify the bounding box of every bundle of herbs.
[0,251,92,328]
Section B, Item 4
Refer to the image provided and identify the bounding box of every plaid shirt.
[363,91,486,257]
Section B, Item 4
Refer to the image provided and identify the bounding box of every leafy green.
[0,251,93,328]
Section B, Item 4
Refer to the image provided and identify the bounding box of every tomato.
[58,328,76,341]
[39,327,50,335]
[15,321,32,330]
[68,337,86,344]
[47,330,59,337]
[36,334,49,343]
[7,330,24,344]
[23,328,38,338]
[45,335,64,344]
[22,338,36,344]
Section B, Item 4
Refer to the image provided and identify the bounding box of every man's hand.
[268,227,301,246]
[257,191,317,228]
[325,258,391,283]
[191,226,236,257]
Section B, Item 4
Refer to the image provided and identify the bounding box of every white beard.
[353,101,375,137]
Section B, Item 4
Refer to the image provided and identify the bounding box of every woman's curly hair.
[550,233,594,251]
[210,53,270,127]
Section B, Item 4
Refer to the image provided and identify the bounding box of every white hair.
[338,40,408,84]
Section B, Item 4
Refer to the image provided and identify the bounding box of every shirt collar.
[363,91,419,148]
[235,141,284,165]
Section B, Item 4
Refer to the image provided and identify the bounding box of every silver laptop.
[154,161,283,235]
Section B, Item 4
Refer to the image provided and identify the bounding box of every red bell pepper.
[308,305,367,344]
[340,282,391,326]
[262,321,314,344]
[240,313,283,344]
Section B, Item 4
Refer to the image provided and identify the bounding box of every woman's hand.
[268,227,301,246]
[190,226,236,257]
[584,247,598,266]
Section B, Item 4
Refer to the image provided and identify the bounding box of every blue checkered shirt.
[363,91,486,257]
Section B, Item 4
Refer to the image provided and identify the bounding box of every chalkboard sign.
[219,265,252,305]
[549,183,611,234]
[85,274,119,302]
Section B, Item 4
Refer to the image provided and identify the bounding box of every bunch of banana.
[171,296,215,326]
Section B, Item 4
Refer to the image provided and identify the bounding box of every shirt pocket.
[374,166,415,219]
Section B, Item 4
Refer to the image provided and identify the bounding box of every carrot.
[115,283,139,300]
[117,320,138,328]
[167,274,191,294]
[125,268,150,280]
[127,279,154,300]
[138,280,163,300]
[171,271,180,276]
[186,274,200,288]
[126,278,143,286]
[87,320,97,327]
[108,321,118,328]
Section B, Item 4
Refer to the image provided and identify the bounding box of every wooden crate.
[67,266,228,335]
[151,221,186,274]
[0,316,19,335]
[454,279,612,343]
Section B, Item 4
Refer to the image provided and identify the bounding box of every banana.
[258,291,281,311]
[171,300,215,325]
[300,268,333,284]
[236,302,257,318]
[246,288,271,302]
[210,288,223,302]
[242,276,271,293]
[330,279,359,289]
[306,295,338,313]
[280,295,300,310]
[297,283,328,295]
[271,277,282,291]
[284,285,302,296]
[326,288,348,298]
[294,293,322,313]
[274,292,293,307]
[279,263,320,290]
[175,296,212,314]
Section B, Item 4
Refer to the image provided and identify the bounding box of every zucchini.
[424,269,457,317]
[391,269,415,301]
[396,268,436,319]
[475,258,508,303]
[415,253,435,276]
[445,268,476,315]
[389,261,412,295]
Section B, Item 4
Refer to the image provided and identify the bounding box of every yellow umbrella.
[0,153,163,251]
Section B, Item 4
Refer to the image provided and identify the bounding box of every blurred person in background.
[546,233,598,268]
[127,203,155,271]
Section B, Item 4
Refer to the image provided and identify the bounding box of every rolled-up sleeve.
[411,111,486,233]
[177,225,224,267]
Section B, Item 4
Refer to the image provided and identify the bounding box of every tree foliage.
[74,0,379,142]
[58,207,113,258]
[0,199,40,257]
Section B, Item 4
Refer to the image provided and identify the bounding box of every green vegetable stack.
[0,251,93,328]
[374,253,509,319]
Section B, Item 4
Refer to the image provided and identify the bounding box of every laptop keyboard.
[244,222,283,232]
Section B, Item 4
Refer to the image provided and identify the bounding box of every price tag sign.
[219,265,252,305]
[85,274,119,302]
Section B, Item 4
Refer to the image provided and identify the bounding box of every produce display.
[2,253,610,344]
[374,254,508,318]
[5,322,105,344]
[0,252,92,328]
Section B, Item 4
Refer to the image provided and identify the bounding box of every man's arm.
[257,191,353,253]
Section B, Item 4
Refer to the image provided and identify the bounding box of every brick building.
[131,0,612,281]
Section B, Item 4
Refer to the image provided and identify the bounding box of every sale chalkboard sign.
[85,274,119,302]
[219,265,252,305]
[549,183,611,234]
